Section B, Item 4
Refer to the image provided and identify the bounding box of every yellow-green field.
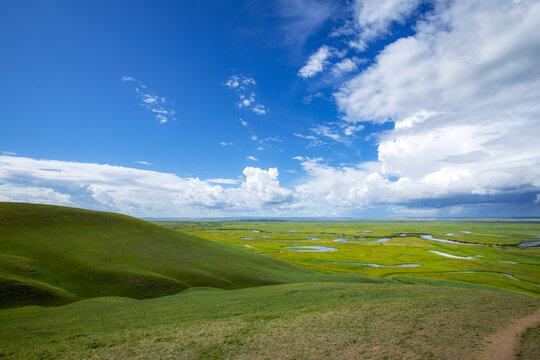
[156,220,540,296]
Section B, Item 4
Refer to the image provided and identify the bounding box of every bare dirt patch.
[482,307,540,360]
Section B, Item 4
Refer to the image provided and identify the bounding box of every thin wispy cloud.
[122,76,176,124]
[298,45,334,78]
[277,0,339,47]
[220,141,233,146]
[311,125,341,141]
[134,161,151,166]
[246,156,258,161]
[224,75,267,115]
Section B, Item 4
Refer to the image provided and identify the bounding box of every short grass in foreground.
[1,282,539,360]
[160,220,540,296]
[517,324,540,359]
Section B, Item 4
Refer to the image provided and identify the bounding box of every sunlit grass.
[160,220,540,296]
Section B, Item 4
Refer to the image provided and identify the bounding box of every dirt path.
[482,307,540,360]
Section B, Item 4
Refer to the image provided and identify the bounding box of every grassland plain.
[1,282,539,360]
[159,220,540,296]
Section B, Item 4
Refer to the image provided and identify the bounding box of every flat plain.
[159,220,540,296]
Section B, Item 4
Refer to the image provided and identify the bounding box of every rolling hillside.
[0,203,383,309]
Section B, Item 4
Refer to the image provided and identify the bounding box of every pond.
[428,250,479,259]
[286,246,339,252]
[310,261,421,268]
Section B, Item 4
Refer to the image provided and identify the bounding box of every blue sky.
[1,0,539,218]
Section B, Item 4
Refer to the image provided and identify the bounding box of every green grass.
[0,203,383,309]
[0,282,538,359]
[517,324,540,359]
[161,220,540,296]
[1,204,540,359]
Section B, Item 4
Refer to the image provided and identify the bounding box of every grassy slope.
[0,203,382,309]
[0,282,538,360]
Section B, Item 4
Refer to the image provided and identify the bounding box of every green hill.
[0,203,382,309]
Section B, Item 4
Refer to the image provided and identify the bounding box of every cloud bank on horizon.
[1,0,539,217]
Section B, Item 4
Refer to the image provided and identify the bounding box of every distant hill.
[0,203,383,309]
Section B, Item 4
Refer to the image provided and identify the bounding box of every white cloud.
[1,151,17,155]
[1,152,538,217]
[294,133,317,140]
[294,133,323,147]
[298,45,334,78]
[312,125,341,141]
[331,57,364,76]
[277,0,338,46]
[220,141,233,146]
[122,76,176,124]
[241,167,291,204]
[207,178,240,185]
[224,76,240,89]
[340,0,421,51]
[394,110,441,130]
[342,124,364,136]
[251,104,267,115]
[134,161,151,166]
[239,119,248,127]
[257,147,264,151]
[327,0,540,211]
[0,155,293,217]
[224,75,267,115]
[246,156,258,161]
[302,92,324,104]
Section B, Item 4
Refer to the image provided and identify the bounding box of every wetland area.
[157,220,540,296]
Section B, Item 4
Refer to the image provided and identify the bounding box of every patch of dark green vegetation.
[516,324,540,359]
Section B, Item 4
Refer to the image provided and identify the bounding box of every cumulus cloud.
[122,76,176,124]
[1,152,538,217]
[241,167,292,204]
[0,155,293,217]
[246,156,258,161]
[224,75,267,115]
[298,45,334,78]
[328,0,540,213]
